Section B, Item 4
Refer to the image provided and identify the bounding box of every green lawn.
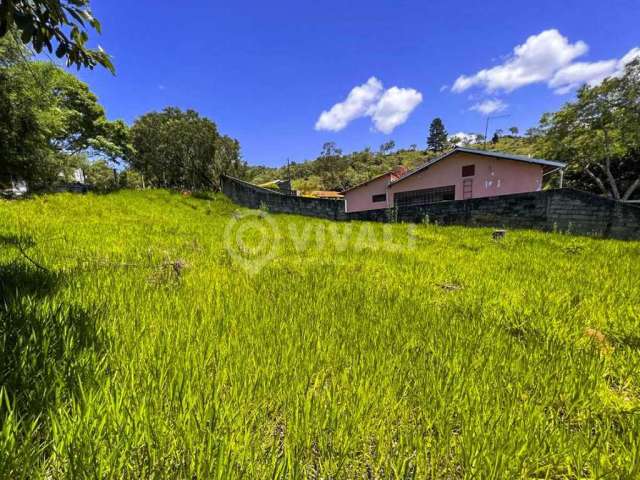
[1,190,639,479]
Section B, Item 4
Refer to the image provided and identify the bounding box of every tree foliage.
[539,59,640,200]
[314,142,350,191]
[0,33,130,188]
[0,0,113,72]
[379,140,396,155]
[129,108,246,190]
[427,118,448,152]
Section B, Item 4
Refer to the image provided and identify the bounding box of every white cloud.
[549,60,616,94]
[315,77,383,132]
[469,99,507,115]
[449,132,480,145]
[451,29,640,96]
[619,47,640,69]
[369,87,423,134]
[439,84,449,92]
[452,29,588,93]
[550,46,640,94]
[315,77,422,133]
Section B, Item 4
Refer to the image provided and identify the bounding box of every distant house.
[343,147,566,213]
[259,179,295,194]
[55,168,91,193]
[341,166,407,213]
[0,177,28,198]
[309,191,343,199]
[72,168,86,184]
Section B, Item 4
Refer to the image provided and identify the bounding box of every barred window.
[372,193,386,203]
[394,185,455,207]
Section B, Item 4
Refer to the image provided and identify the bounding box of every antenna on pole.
[483,113,510,150]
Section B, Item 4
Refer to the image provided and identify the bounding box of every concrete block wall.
[221,175,347,220]
[221,175,640,240]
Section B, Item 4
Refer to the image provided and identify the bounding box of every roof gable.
[390,147,566,186]
[341,166,407,194]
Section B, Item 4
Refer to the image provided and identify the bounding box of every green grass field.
[1,190,639,479]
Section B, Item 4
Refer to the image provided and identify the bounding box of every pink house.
[342,166,407,213]
[343,147,565,212]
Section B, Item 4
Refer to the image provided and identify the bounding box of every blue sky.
[73,0,640,167]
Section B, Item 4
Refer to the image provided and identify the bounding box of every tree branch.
[13,239,49,272]
[622,176,640,201]
[585,167,609,196]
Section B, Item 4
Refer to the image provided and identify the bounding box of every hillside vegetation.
[1,191,639,478]
[247,136,549,194]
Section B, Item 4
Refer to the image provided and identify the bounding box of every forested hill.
[247,136,538,193]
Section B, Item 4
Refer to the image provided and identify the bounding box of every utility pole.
[286,157,292,194]
[483,114,510,150]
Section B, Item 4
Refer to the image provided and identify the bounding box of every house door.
[463,179,473,199]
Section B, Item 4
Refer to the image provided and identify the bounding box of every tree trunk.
[602,129,621,199]
[622,176,640,200]
[604,156,621,199]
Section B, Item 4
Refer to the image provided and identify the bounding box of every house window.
[463,179,473,199]
[372,193,386,203]
[394,185,455,207]
[462,164,475,177]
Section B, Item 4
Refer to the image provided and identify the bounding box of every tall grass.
[0,190,639,478]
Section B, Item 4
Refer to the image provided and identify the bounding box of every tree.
[508,126,519,136]
[427,118,448,151]
[129,107,245,190]
[525,127,544,138]
[0,34,46,187]
[320,141,342,158]
[0,35,128,188]
[0,0,113,72]
[293,176,323,194]
[118,168,145,189]
[213,135,245,186]
[540,59,640,200]
[379,140,395,154]
[315,142,350,190]
[491,129,503,144]
[0,26,27,66]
